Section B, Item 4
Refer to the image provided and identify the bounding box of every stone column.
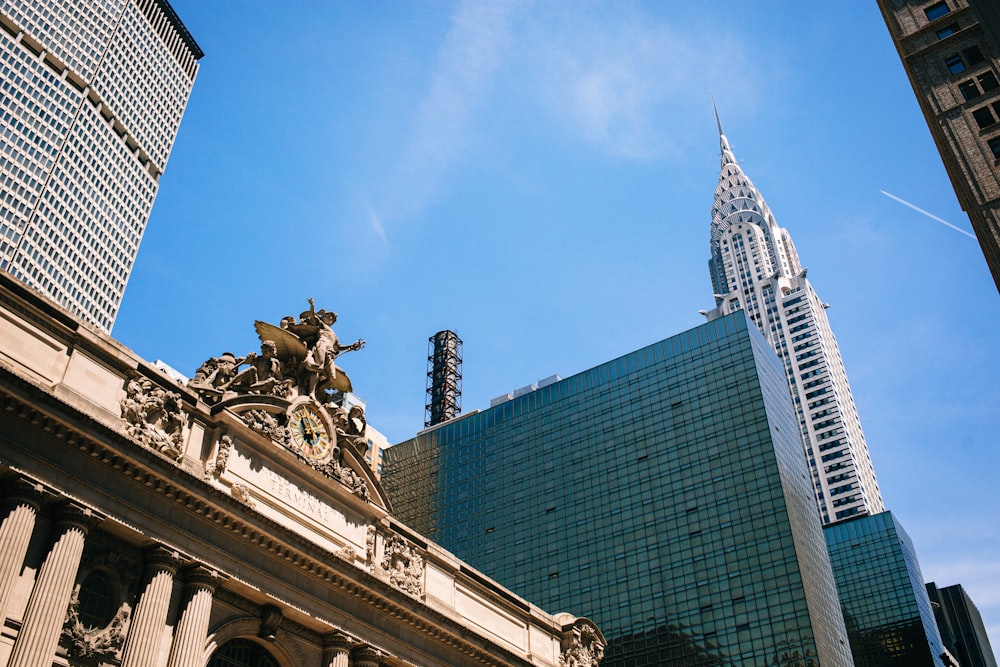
[0,478,48,623]
[165,566,224,667]
[322,632,353,667]
[119,546,183,667]
[351,645,383,667]
[7,503,100,667]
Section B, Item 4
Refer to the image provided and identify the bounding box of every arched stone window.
[208,638,280,667]
[77,569,117,630]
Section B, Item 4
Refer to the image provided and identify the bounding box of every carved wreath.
[62,590,129,664]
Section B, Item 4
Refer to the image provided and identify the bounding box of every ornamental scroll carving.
[376,534,424,597]
[120,377,186,461]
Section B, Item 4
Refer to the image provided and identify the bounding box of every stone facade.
[0,272,604,667]
[877,0,1000,292]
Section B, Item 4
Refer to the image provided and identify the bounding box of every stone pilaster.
[7,502,100,667]
[322,631,354,667]
[119,546,183,667]
[0,477,48,623]
[351,645,383,667]
[165,566,224,667]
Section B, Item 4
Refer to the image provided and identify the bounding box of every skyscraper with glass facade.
[824,511,949,666]
[703,112,884,526]
[383,313,853,666]
[0,0,201,331]
[926,582,998,667]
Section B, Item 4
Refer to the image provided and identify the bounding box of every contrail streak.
[880,190,977,239]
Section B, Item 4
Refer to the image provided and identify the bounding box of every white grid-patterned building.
[703,111,884,525]
[0,0,201,331]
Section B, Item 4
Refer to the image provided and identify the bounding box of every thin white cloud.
[366,204,386,242]
[381,0,520,222]
[521,5,762,160]
[373,2,763,223]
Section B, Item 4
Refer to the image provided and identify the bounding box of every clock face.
[290,405,330,460]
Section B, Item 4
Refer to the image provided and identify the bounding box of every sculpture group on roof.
[189,298,365,405]
[178,299,375,501]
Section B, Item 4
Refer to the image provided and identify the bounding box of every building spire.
[712,95,724,136]
[712,98,736,167]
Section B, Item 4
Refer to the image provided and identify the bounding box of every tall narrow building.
[0,0,202,331]
[703,111,884,525]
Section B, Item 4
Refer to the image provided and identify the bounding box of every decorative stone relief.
[560,621,606,667]
[334,461,370,501]
[377,534,424,597]
[240,409,287,444]
[335,545,356,562]
[62,590,130,664]
[205,434,233,480]
[231,483,256,509]
[120,377,186,461]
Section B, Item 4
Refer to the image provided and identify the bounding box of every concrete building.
[0,272,605,667]
[824,512,950,666]
[383,312,854,666]
[702,114,884,525]
[926,582,998,667]
[876,0,1000,293]
[0,0,202,331]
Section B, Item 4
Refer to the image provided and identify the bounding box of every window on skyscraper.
[924,2,950,21]
[980,71,1000,92]
[965,46,985,66]
[972,106,996,129]
[935,24,960,40]
[946,46,985,75]
[988,136,1000,160]
[959,77,982,98]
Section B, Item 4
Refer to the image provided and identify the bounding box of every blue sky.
[113,0,1000,650]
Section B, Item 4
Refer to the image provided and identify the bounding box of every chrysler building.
[703,110,883,525]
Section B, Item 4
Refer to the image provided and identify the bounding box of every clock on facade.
[289,404,331,461]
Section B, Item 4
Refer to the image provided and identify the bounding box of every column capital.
[53,501,104,533]
[2,475,54,510]
[351,645,384,666]
[143,544,185,574]
[182,564,226,591]
[322,630,355,651]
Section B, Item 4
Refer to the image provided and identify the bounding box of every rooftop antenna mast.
[425,330,462,427]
